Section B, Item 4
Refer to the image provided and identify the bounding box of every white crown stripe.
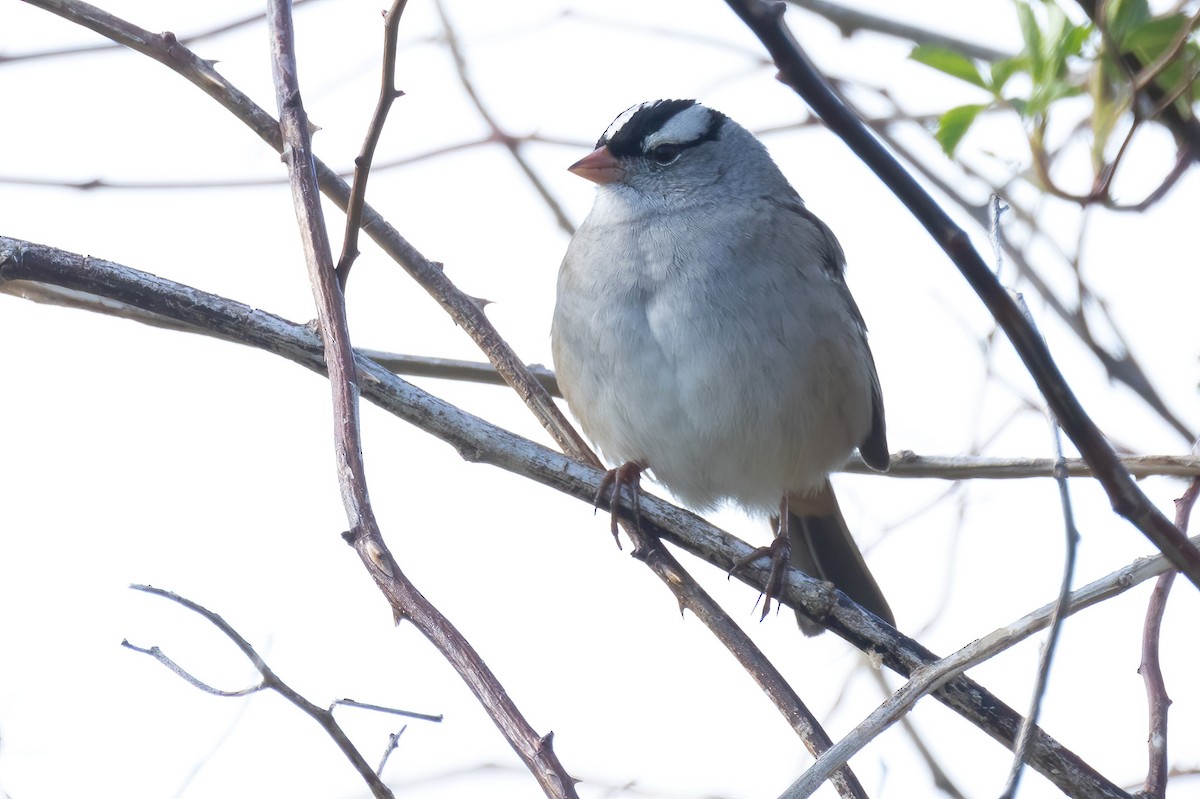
[642,105,713,150]
[602,102,651,144]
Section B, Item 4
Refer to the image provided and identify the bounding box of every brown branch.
[264,4,577,797]
[1139,476,1199,798]
[432,0,575,235]
[723,0,1200,591]
[0,236,1141,799]
[124,584,394,799]
[336,0,408,288]
[612,515,871,799]
[0,0,328,63]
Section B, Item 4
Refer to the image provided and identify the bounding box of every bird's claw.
[729,533,791,620]
[594,461,643,548]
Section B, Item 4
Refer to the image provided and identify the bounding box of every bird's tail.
[786,481,894,636]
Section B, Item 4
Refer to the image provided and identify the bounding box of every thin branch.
[1001,430,1079,798]
[1130,8,1200,95]
[432,0,575,235]
[724,0,1200,590]
[1139,476,1199,798]
[377,725,407,777]
[616,514,871,799]
[336,0,408,288]
[868,669,968,799]
[124,584,393,799]
[330,698,443,723]
[786,0,1011,61]
[0,0,328,63]
[121,640,267,698]
[0,236,1145,799]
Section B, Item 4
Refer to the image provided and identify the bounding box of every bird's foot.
[595,461,643,548]
[729,531,791,621]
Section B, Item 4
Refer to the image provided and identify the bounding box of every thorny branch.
[265,2,578,796]
[336,0,409,288]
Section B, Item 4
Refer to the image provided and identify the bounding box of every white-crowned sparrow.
[551,99,893,634]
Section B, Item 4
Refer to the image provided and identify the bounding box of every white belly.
[552,212,873,513]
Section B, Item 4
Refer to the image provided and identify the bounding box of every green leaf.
[910,44,990,89]
[1059,20,1093,60]
[1107,0,1152,45]
[935,103,989,155]
[1123,14,1195,63]
[1015,1,1045,81]
[989,55,1027,93]
[1113,12,1200,108]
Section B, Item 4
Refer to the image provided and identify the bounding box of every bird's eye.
[648,144,682,165]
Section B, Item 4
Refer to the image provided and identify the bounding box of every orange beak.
[568,146,624,184]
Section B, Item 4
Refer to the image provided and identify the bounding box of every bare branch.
[1001,251,1082,798]
[336,0,408,288]
[330,698,443,723]
[1139,476,1199,798]
[787,0,1011,61]
[125,585,394,799]
[432,0,575,235]
[0,0,328,63]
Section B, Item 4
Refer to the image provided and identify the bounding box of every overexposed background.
[1,1,1198,797]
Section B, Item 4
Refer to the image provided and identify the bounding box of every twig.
[124,584,394,799]
[786,0,1011,62]
[330,698,443,723]
[0,0,328,63]
[0,235,1144,799]
[431,0,575,235]
[336,0,408,288]
[1000,239,1081,799]
[377,725,406,777]
[723,0,1200,590]
[1139,476,1199,798]
[868,669,968,799]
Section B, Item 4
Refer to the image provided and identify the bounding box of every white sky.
[1,1,1198,798]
